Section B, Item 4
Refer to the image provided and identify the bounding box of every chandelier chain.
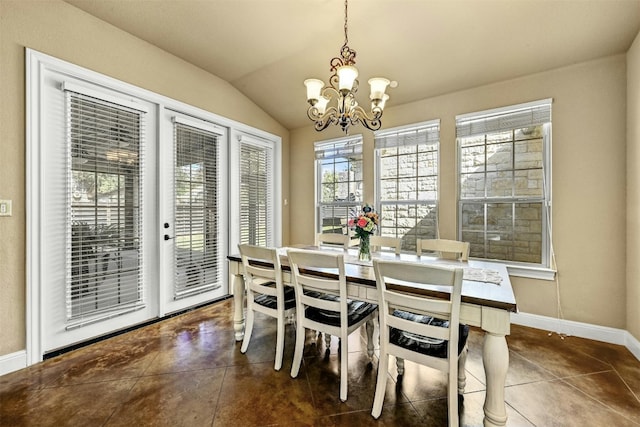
[343,0,349,46]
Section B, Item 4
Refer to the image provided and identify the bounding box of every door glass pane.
[67,92,143,321]
[174,123,220,299]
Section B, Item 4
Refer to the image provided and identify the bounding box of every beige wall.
[291,54,629,329]
[627,31,640,342]
[0,0,290,357]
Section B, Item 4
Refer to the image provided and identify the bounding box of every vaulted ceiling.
[64,0,640,130]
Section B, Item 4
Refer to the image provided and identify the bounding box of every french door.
[28,50,274,361]
[34,59,229,354]
[39,78,160,353]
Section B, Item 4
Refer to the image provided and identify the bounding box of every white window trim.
[456,99,553,271]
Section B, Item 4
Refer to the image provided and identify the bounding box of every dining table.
[227,245,517,427]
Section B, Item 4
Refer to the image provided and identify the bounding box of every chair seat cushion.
[389,310,469,358]
[305,293,377,327]
[253,284,296,310]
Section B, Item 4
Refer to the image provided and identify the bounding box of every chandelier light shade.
[304,0,396,134]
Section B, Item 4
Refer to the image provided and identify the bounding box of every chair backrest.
[238,244,283,302]
[370,235,402,255]
[416,238,470,261]
[373,259,464,368]
[286,249,347,322]
[317,232,359,250]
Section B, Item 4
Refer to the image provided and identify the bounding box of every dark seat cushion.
[304,292,377,327]
[389,310,469,358]
[253,283,296,310]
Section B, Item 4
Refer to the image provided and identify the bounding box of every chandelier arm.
[350,105,382,131]
[307,105,339,122]
[321,86,339,99]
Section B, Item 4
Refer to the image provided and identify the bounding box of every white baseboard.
[511,312,640,361]
[0,350,27,376]
[2,314,639,376]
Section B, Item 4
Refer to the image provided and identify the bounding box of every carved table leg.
[482,332,509,427]
[231,271,245,341]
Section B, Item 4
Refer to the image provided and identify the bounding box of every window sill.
[506,264,556,281]
[473,259,556,281]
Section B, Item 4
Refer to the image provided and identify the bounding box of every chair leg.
[325,333,332,350]
[290,317,305,378]
[449,365,459,427]
[240,305,254,354]
[339,331,348,402]
[274,314,285,371]
[396,357,405,376]
[371,349,389,418]
[365,319,375,359]
[457,343,469,394]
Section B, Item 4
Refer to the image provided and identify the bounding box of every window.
[374,121,440,252]
[456,99,552,266]
[315,136,363,235]
[238,134,274,247]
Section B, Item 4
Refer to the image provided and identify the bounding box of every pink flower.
[357,217,368,228]
[348,218,355,227]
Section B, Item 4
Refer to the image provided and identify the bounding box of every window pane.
[486,142,513,171]
[460,145,485,174]
[417,176,437,200]
[486,171,513,197]
[514,202,543,263]
[379,179,397,200]
[460,172,485,198]
[379,203,437,252]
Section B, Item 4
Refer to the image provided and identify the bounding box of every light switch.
[0,200,12,216]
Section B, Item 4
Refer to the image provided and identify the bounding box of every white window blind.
[456,99,552,138]
[173,121,221,299]
[315,136,363,236]
[65,89,146,328]
[374,121,440,252]
[239,135,273,247]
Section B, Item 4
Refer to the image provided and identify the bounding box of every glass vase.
[359,233,371,261]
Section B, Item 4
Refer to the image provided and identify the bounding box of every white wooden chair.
[287,248,378,402]
[370,235,402,255]
[371,259,469,426]
[417,238,470,261]
[316,232,359,250]
[238,244,296,371]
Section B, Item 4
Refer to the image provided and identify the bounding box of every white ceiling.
[64,0,640,130]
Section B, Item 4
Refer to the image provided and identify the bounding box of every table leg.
[231,271,245,341]
[482,332,509,427]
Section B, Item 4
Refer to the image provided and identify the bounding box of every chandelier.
[304,0,396,134]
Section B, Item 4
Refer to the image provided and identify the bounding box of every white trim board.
[0,350,27,377]
[511,312,640,361]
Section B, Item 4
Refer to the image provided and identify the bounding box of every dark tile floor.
[1,298,639,426]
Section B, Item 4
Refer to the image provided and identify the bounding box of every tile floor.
[1,298,639,426]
